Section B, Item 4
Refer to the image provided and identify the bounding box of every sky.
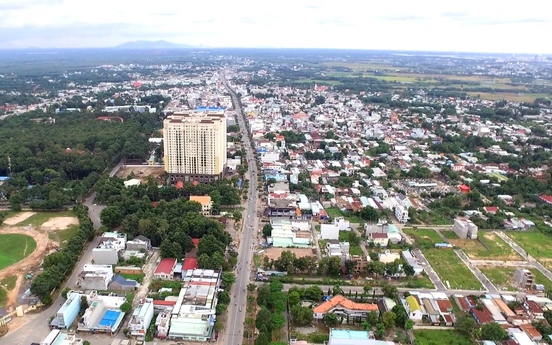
[1,0,551,54]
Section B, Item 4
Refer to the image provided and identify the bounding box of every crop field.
[478,266,518,292]
[467,92,550,103]
[0,234,37,270]
[423,249,483,290]
[450,232,522,260]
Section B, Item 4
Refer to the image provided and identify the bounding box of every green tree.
[480,322,508,341]
[120,302,132,313]
[221,272,236,290]
[160,238,182,258]
[255,333,269,345]
[381,311,396,330]
[233,211,242,221]
[256,307,272,331]
[381,284,398,300]
[100,206,123,228]
[262,224,273,237]
[271,314,286,330]
[455,313,479,337]
[288,291,301,307]
[324,313,339,327]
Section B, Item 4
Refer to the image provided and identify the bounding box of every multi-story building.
[452,217,478,239]
[50,292,81,329]
[40,329,84,345]
[514,268,535,290]
[77,264,114,290]
[78,291,127,335]
[163,110,227,183]
[128,298,155,337]
[157,269,221,341]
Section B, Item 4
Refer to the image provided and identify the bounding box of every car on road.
[239,307,242,312]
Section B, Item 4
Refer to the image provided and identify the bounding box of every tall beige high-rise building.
[163,110,227,183]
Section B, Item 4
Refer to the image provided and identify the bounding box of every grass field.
[18,210,75,227]
[414,330,474,345]
[120,273,144,284]
[467,92,549,103]
[326,208,363,223]
[423,249,483,290]
[441,231,459,239]
[507,231,552,259]
[450,232,521,260]
[48,224,80,248]
[0,276,17,291]
[529,268,552,291]
[478,266,518,291]
[403,228,444,243]
[0,234,37,270]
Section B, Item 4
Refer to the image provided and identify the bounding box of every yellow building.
[189,195,213,216]
[163,111,226,183]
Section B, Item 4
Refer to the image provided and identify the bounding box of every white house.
[403,295,423,322]
[320,217,350,240]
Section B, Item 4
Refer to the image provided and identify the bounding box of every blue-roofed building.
[328,329,394,345]
[108,274,140,291]
[50,292,81,329]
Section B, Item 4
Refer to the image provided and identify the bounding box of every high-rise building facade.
[163,110,227,183]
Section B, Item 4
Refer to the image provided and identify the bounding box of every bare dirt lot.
[3,212,36,226]
[42,217,79,230]
[116,165,165,183]
[0,227,52,309]
[262,247,316,260]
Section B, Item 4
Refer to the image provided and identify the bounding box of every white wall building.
[320,217,350,240]
[77,264,114,290]
[453,217,478,239]
[394,205,409,223]
[129,298,155,337]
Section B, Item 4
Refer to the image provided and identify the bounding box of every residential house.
[403,295,423,322]
[126,235,152,251]
[78,291,127,335]
[268,218,311,248]
[154,258,177,280]
[77,264,114,290]
[108,275,140,291]
[313,295,378,323]
[128,298,155,337]
[50,292,81,329]
[189,195,213,216]
[368,232,389,247]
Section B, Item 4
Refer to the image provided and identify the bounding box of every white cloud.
[0,0,550,53]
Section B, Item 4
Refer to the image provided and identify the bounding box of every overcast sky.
[1,0,551,53]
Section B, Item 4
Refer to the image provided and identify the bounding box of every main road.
[222,72,259,345]
[1,161,122,345]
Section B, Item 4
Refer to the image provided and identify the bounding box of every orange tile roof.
[189,195,211,205]
[313,295,378,314]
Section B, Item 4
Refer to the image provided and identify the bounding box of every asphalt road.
[2,161,122,344]
[222,73,259,345]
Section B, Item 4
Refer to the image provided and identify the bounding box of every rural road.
[221,72,259,345]
[1,161,122,344]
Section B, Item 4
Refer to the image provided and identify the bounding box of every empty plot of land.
[16,211,75,227]
[507,231,552,259]
[42,217,79,230]
[440,231,459,240]
[423,249,483,290]
[262,248,316,260]
[450,232,521,260]
[403,228,443,243]
[116,166,165,183]
[0,234,37,270]
[478,266,518,292]
[3,212,36,225]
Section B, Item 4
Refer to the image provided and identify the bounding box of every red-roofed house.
[459,185,470,194]
[470,306,494,325]
[539,195,552,205]
[191,238,200,247]
[484,206,499,214]
[182,258,198,270]
[154,258,177,280]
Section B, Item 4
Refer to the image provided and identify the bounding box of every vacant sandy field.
[3,212,36,226]
[41,217,79,230]
[262,247,316,260]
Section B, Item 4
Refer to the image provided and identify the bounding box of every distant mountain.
[114,40,197,49]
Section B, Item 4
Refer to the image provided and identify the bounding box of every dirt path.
[0,227,51,308]
[5,275,24,309]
